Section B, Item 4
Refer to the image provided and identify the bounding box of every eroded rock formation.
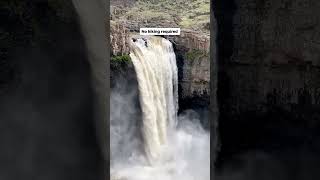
[215,0,320,163]
[110,22,130,55]
[110,22,211,111]
[0,1,105,179]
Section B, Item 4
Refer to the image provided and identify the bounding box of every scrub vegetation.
[186,49,208,61]
[111,0,210,33]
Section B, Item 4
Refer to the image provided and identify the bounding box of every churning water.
[130,37,179,162]
[111,36,209,180]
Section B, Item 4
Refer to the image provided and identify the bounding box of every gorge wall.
[0,1,105,179]
[214,0,320,163]
[168,31,210,111]
[110,23,211,111]
[110,1,218,172]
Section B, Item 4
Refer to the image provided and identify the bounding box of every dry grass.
[111,0,210,32]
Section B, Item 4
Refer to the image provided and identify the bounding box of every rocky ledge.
[110,22,211,110]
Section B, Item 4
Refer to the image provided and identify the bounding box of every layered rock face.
[169,31,211,110]
[110,0,136,7]
[110,0,212,112]
[110,22,130,55]
[110,22,211,111]
[215,0,320,158]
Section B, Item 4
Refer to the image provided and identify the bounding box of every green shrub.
[111,54,131,69]
[186,49,208,61]
[111,54,131,62]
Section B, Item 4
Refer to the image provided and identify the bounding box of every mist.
[110,63,210,180]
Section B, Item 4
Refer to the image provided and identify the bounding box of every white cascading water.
[111,36,209,180]
[129,36,178,162]
[70,1,209,178]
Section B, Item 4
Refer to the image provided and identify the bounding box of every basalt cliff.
[110,0,212,112]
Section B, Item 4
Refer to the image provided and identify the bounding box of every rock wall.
[0,1,105,179]
[168,30,210,53]
[170,31,211,110]
[110,22,130,55]
[110,22,211,110]
[214,0,320,160]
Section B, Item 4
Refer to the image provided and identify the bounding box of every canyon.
[110,22,211,111]
[1,0,320,179]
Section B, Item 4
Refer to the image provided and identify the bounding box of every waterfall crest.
[129,36,179,162]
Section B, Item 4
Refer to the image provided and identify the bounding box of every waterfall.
[71,2,209,179]
[129,36,178,162]
[111,36,209,180]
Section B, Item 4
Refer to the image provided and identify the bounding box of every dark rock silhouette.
[214,0,320,179]
[0,1,106,179]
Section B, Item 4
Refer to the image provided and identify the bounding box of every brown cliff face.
[168,31,211,110]
[169,30,210,53]
[110,22,212,110]
[109,0,212,110]
[110,22,130,55]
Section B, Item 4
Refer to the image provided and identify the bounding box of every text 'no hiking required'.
[140,28,181,35]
